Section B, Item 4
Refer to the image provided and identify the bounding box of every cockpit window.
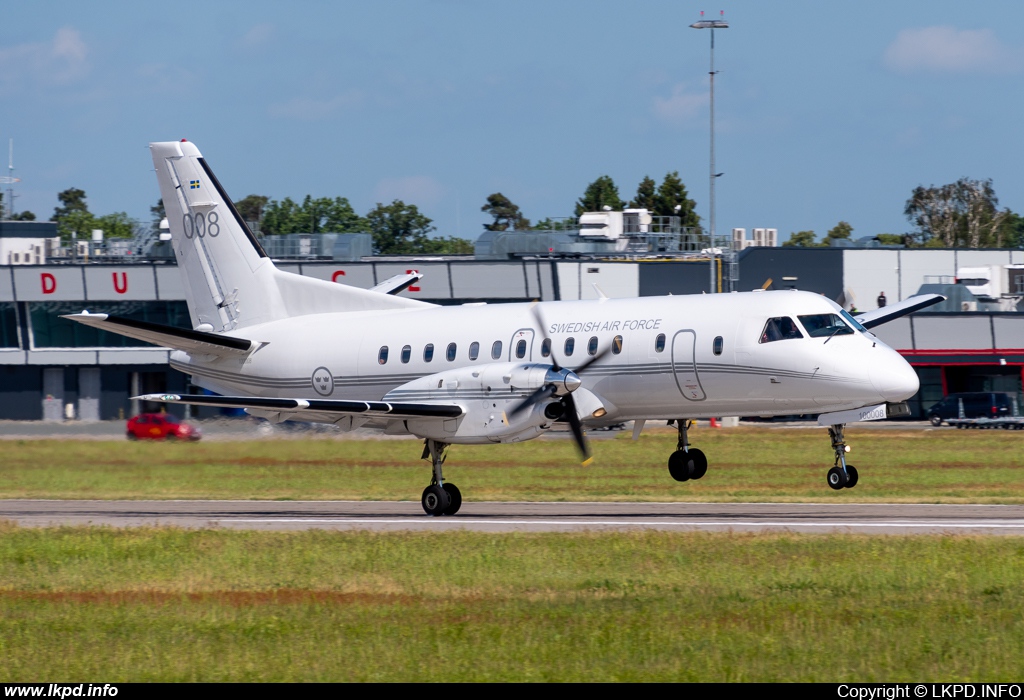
[760,317,803,343]
[839,309,867,333]
[798,314,854,339]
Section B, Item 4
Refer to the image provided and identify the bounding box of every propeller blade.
[569,343,612,376]
[561,394,592,466]
[509,383,557,418]
[529,302,560,372]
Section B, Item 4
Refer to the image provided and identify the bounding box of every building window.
[587,336,598,356]
[401,345,411,364]
[469,342,480,361]
[28,300,190,349]
[713,336,723,356]
[516,339,527,359]
[424,343,434,362]
[491,340,502,359]
[446,342,457,361]
[541,338,551,357]
[378,346,389,365]
[564,337,575,356]
[655,333,666,353]
[612,335,623,354]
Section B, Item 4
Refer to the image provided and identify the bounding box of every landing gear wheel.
[421,484,449,516]
[827,466,847,490]
[668,451,691,482]
[929,414,942,427]
[442,483,462,515]
[688,449,708,480]
[843,465,859,489]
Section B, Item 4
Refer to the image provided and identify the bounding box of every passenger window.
[587,336,598,356]
[564,337,575,356]
[378,346,389,365]
[655,333,666,353]
[798,314,853,339]
[612,335,623,354]
[446,342,457,361]
[469,342,480,361]
[491,341,502,359]
[516,339,527,359]
[713,336,723,356]
[424,343,434,362]
[541,338,551,357]
[760,317,803,343]
[401,345,411,364]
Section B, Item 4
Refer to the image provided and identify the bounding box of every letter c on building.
[332,270,346,283]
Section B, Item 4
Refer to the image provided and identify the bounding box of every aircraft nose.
[871,354,920,402]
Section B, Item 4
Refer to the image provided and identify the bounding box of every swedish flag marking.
[190,180,200,189]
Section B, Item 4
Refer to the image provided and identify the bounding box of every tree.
[629,176,657,210]
[574,175,624,216]
[52,188,93,239]
[653,171,700,229]
[481,193,530,231]
[905,178,1009,248]
[365,200,436,254]
[94,212,137,239]
[782,230,819,247]
[823,221,853,246]
[11,210,36,221]
[234,194,268,227]
[150,198,165,232]
[261,195,363,235]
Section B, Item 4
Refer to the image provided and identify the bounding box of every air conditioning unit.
[961,301,978,312]
[765,228,778,247]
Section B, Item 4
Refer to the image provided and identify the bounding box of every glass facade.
[29,301,190,348]
[0,303,20,348]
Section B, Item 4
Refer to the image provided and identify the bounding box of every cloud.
[884,26,1023,74]
[0,26,89,89]
[652,83,708,125]
[267,91,364,120]
[237,23,274,50]
[373,176,445,208]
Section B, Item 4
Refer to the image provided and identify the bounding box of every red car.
[126,413,202,441]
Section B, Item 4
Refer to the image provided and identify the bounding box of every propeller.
[509,303,610,464]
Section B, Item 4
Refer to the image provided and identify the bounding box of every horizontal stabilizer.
[135,393,464,419]
[370,271,424,296]
[854,293,945,329]
[61,313,257,356]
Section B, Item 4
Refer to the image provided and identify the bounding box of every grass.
[1,426,1023,502]
[1,525,1023,681]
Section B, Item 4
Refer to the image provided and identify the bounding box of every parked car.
[126,413,202,441]
[926,392,1016,426]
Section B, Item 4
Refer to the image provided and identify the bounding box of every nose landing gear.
[421,439,462,515]
[826,424,859,490]
[667,419,708,482]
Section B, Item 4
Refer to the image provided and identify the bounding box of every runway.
[3,500,1024,534]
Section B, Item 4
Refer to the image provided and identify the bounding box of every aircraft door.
[671,330,706,401]
[509,329,535,361]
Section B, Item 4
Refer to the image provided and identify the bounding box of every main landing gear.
[420,439,462,516]
[825,424,859,490]
[667,419,708,482]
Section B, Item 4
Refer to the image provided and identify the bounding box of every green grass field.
[2,526,1023,681]
[1,426,1022,502]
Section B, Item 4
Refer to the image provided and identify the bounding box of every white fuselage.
[171,289,919,427]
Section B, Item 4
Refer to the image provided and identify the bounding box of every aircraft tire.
[688,449,708,480]
[844,465,859,488]
[929,414,942,427]
[668,451,691,482]
[442,483,462,515]
[827,466,847,490]
[421,485,450,516]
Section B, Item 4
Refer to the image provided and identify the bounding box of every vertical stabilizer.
[150,140,429,331]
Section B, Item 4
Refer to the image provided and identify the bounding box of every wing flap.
[135,393,464,419]
[61,313,257,356]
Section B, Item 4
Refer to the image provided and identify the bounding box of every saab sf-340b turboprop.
[64,140,943,515]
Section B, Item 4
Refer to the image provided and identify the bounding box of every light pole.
[690,11,728,293]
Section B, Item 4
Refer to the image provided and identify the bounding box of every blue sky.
[2,1,1023,243]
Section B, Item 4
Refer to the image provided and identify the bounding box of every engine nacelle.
[384,362,600,444]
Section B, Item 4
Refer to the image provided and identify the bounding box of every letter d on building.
[41,272,57,294]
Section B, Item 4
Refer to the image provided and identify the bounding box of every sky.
[2,1,1023,244]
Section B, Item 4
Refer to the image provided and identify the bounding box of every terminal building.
[2,218,1023,421]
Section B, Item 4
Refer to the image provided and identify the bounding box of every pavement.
[3,500,1023,535]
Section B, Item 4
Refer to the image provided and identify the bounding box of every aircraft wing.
[369,271,424,295]
[61,313,259,357]
[135,393,464,421]
[853,293,945,329]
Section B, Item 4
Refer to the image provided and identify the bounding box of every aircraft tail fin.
[150,140,430,331]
